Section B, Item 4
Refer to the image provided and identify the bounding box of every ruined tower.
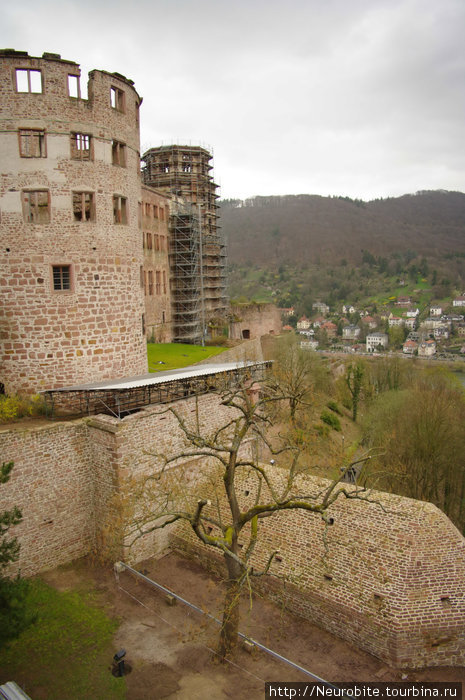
[0,50,148,393]
[142,145,228,335]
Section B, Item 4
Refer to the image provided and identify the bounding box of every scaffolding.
[169,202,202,344]
[142,145,228,330]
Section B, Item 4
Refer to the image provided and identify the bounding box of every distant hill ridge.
[220,190,465,265]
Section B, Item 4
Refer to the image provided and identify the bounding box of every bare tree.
[346,361,365,421]
[267,335,331,423]
[125,373,376,659]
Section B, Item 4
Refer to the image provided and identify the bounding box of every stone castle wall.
[229,303,282,340]
[2,395,465,668]
[171,468,465,669]
[0,51,148,394]
[141,184,172,343]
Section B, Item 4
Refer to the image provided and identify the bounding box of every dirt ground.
[40,551,465,700]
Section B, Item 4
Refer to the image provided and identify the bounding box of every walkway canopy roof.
[42,361,271,419]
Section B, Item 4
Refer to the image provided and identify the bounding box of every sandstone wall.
[169,468,465,669]
[0,50,147,394]
[229,303,282,340]
[3,392,465,669]
[0,420,93,575]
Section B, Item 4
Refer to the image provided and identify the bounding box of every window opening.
[52,265,71,291]
[19,129,46,158]
[147,233,153,250]
[148,270,154,295]
[110,86,125,112]
[22,190,50,224]
[73,192,95,222]
[156,270,161,295]
[113,195,128,224]
[68,74,80,98]
[163,270,167,294]
[16,68,42,93]
[71,133,91,160]
[112,140,126,167]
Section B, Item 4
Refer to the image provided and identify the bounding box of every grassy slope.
[0,579,125,700]
[147,342,227,372]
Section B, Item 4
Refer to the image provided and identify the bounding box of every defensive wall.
[2,393,465,669]
[228,302,282,341]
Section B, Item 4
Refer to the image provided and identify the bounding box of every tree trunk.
[218,555,242,659]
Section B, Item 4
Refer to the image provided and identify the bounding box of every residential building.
[366,333,388,352]
[297,315,311,330]
[418,340,436,357]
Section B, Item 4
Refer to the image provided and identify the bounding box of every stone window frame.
[111,139,127,167]
[163,270,167,294]
[148,270,154,296]
[70,132,92,161]
[155,270,161,296]
[15,68,43,94]
[146,232,153,250]
[67,74,81,99]
[110,86,125,113]
[113,195,128,225]
[51,264,72,292]
[18,128,46,158]
[72,191,96,223]
[21,189,51,224]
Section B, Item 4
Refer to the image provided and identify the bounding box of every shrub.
[320,410,342,432]
[314,422,330,437]
[327,400,343,416]
[0,395,45,423]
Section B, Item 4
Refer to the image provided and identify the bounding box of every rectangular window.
[113,195,128,224]
[145,202,151,217]
[163,270,167,294]
[22,190,50,224]
[16,68,42,93]
[111,140,126,167]
[72,192,95,222]
[140,265,144,288]
[19,129,46,158]
[52,265,71,291]
[110,86,125,112]
[148,270,154,296]
[159,235,165,251]
[154,234,159,251]
[159,207,165,222]
[67,74,80,98]
[70,132,92,160]
[138,202,142,229]
[153,205,158,219]
[147,232,153,250]
[144,271,147,295]
[156,270,161,295]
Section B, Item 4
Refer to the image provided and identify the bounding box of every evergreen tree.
[0,461,32,648]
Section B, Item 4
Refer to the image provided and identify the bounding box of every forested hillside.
[221,190,465,266]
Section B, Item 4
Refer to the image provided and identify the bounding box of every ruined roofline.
[0,48,78,66]
[1,48,141,101]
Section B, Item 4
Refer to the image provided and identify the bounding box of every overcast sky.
[2,0,464,201]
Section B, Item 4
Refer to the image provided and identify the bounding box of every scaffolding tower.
[169,202,203,344]
[142,145,228,330]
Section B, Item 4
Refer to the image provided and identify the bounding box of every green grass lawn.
[0,579,125,700]
[147,342,227,372]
